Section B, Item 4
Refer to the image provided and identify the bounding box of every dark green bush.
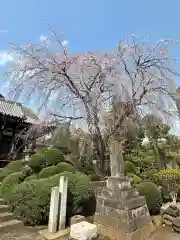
[21,165,33,177]
[0,160,25,181]
[24,174,38,182]
[1,172,26,202]
[28,148,65,173]
[44,148,65,166]
[136,182,162,215]
[39,166,57,179]
[55,162,75,174]
[6,171,94,225]
[5,160,25,172]
[28,153,46,173]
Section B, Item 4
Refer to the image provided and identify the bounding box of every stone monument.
[94,140,154,240]
[48,176,68,233]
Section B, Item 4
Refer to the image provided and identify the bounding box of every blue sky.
[0,1,180,57]
[0,0,180,132]
[0,1,180,75]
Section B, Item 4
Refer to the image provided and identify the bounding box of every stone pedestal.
[94,177,154,240]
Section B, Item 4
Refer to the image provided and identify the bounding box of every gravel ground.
[148,226,180,240]
[0,225,179,240]
[0,228,45,240]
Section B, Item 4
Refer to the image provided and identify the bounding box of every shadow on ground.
[149,226,179,240]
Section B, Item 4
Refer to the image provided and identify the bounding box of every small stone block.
[70,221,98,240]
[39,228,69,240]
[70,215,86,226]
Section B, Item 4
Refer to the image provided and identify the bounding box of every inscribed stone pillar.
[48,186,59,233]
[59,176,68,230]
[109,140,124,177]
[94,141,154,240]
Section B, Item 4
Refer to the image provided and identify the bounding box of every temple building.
[0,94,41,166]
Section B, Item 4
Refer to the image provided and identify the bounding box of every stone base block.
[96,220,154,240]
[94,177,154,240]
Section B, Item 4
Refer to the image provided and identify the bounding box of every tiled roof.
[0,99,25,119]
[22,106,40,124]
[0,99,40,124]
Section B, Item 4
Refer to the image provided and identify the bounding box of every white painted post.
[59,176,68,230]
[48,186,59,233]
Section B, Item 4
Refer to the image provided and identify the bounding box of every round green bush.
[24,175,38,182]
[28,148,65,173]
[43,148,65,166]
[39,166,57,179]
[5,160,25,172]
[28,153,46,173]
[0,160,25,181]
[1,172,26,202]
[136,182,162,215]
[55,162,75,174]
[6,171,94,225]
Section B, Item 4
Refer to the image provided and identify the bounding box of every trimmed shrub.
[21,165,33,177]
[1,172,26,202]
[157,169,180,203]
[0,160,25,181]
[28,148,65,173]
[142,170,159,185]
[43,148,65,166]
[136,182,162,215]
[28,153,46,173]
[24,175,38,182]
[6,171,94,225]
[55,162,75,174]
[5,160,25,172]
[0,169,12,182]
[39,166,57,179]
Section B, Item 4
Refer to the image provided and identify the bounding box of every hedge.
[28,148,65,173]
[55,162,75,174]
[157,169,180,203]
[0,160,25,181]
[28,153,46,173]
[1,172,26,202]
[39,166,57,179]
[136,182,162,215]
[24,174,38,182]
[39,148,65,166]
[5,171,94,225]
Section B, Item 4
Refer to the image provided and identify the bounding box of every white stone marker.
[48,186,59,233]
[70,221,98,240]
[59,176,68,230]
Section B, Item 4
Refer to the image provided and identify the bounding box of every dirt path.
[0,227,44,240]
[1,225,179,240]
[148,226,179,240]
